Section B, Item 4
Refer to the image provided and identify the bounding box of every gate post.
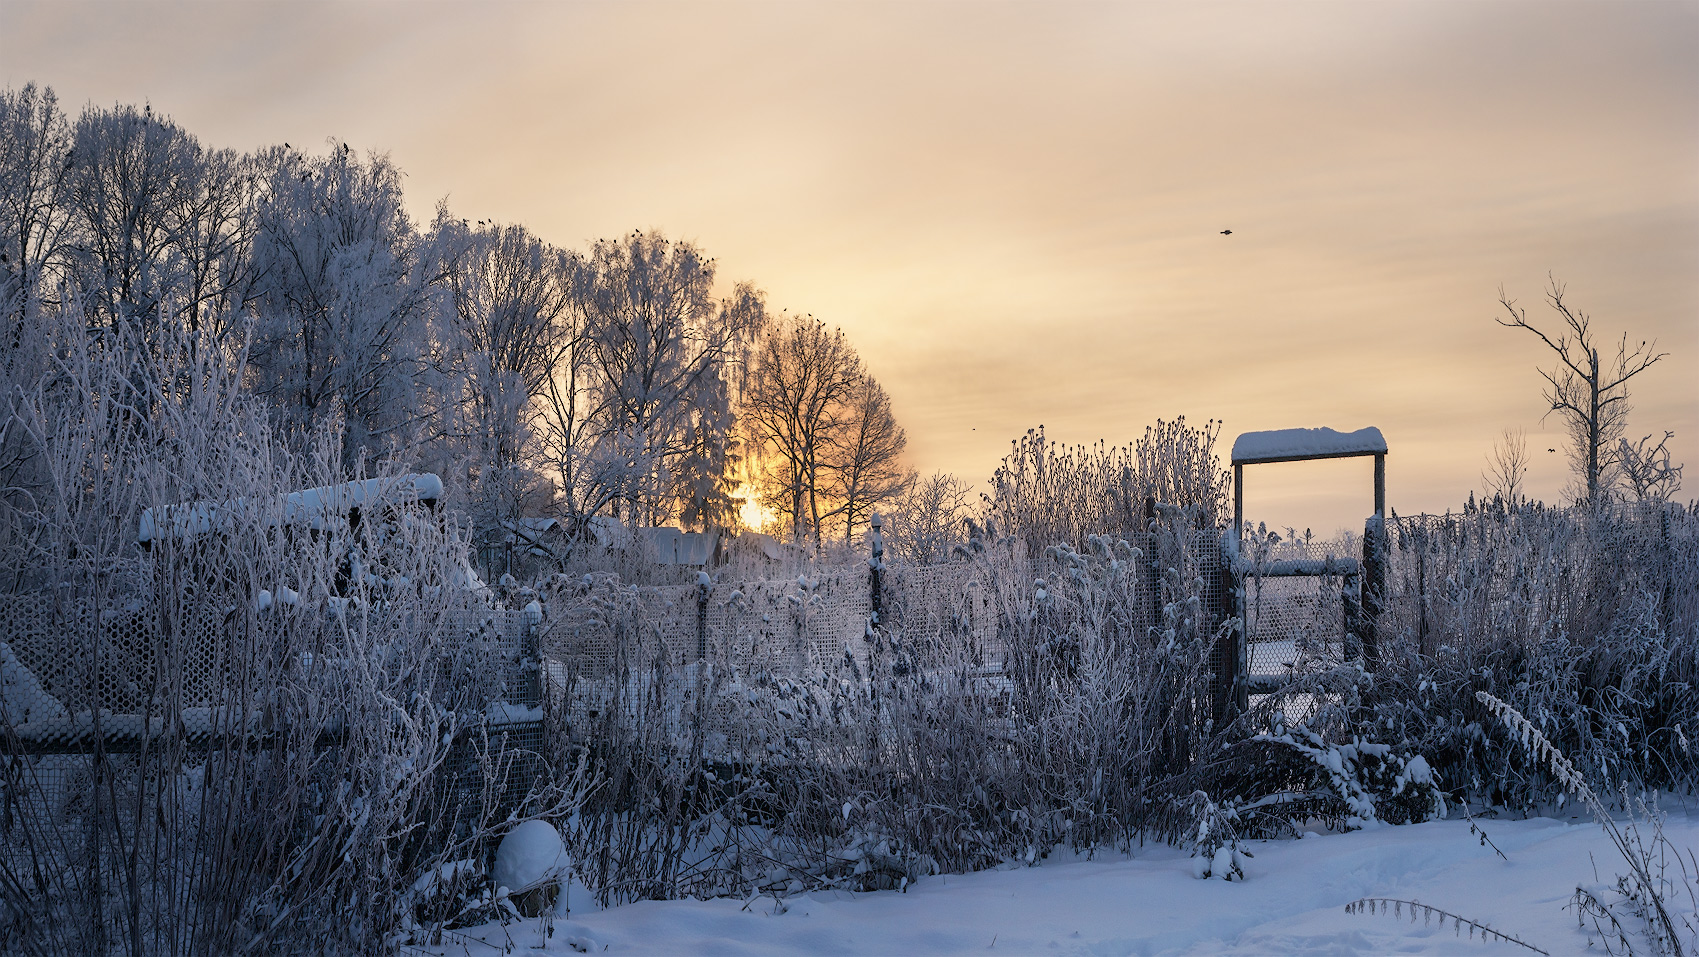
[1209,529,1245,725]
[1361,515,1385,669]
[1143,497,1160,639]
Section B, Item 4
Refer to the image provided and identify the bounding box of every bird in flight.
[1220,229,1233,236]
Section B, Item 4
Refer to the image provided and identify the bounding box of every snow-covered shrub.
[545,495,1233,907]
[1481,692,1699,957]
[1188,791,1250,881]
[493,820,570,917]
[1253,721,1445,828]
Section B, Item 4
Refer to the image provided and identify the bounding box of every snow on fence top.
[138,472,443,544]
[1231,427,1386,465]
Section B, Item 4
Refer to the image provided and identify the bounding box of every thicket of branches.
[0,305,586,954]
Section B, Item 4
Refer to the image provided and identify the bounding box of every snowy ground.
[422,810,1699,956]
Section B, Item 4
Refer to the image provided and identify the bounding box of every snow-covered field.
[424,810,1699,956]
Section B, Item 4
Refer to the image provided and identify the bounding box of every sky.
[3,0,1694,536]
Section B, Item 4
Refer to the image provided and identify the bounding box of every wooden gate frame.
[1225,427,1388,715]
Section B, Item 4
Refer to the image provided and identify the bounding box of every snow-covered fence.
[538,521,1239,738]
[0,597,539,748]
[1377,501,1699,658]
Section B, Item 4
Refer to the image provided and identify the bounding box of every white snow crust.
[139,473,443,543]
[427,813,1699,956]
[1231,427,1386,464]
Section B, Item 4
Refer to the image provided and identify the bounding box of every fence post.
[1210,528,1244,725]
[868,512,885,634]
[696,572,710,660]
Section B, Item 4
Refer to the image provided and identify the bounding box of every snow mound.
[1231,427,1386,464]
[494,820,568,895]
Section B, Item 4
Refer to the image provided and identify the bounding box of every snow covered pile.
[494,820,569,897]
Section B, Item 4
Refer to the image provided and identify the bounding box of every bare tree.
[1482,427,1530,504]
[1617,431,1683,503]
[887,471,973,565]
[743,314,862,547]
[825,374,913,545]
[1497,279,1668,506]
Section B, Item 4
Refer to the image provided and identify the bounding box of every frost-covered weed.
[1359,501,1699,810]
[548,500,1230,906]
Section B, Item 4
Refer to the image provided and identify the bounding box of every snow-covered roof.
[138,473,443,544]
[1230,427,1387,465]
[639,527,720,566]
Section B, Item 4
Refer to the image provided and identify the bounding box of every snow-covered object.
[1231,427,1386,464]
[138,472,443,543]
[522,600,544,627]
[1,640,68,726]
[493,820,568,895]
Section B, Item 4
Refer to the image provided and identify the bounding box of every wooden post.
[696,576,710,660]
[1233,463,1244,546]
[1209,530,1243,725]
[1373,453,1386,519]
[868,512,885,634]
[1362,515,1385,670]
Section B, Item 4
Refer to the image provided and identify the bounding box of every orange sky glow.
[4,0,1694,536]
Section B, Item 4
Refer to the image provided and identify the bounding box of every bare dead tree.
[1497,278,1668,506]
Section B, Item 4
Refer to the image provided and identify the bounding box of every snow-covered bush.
[1187,791,1250,880]
[546,498,1230,907]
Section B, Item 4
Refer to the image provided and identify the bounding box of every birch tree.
[248,142,435,469]
[573,231,759,528]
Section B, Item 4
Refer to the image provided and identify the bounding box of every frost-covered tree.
[1617,430,1683,503]
[886,471,973,565]
[573,231,761,528]
[248,142,436,469]
[435,215,575,529]
[1481,427,1530,504]
[0,83,71,339]
[1497,280,1671,506]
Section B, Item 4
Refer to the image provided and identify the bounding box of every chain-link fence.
[2,598,546,847]
[538,523,1243,741]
